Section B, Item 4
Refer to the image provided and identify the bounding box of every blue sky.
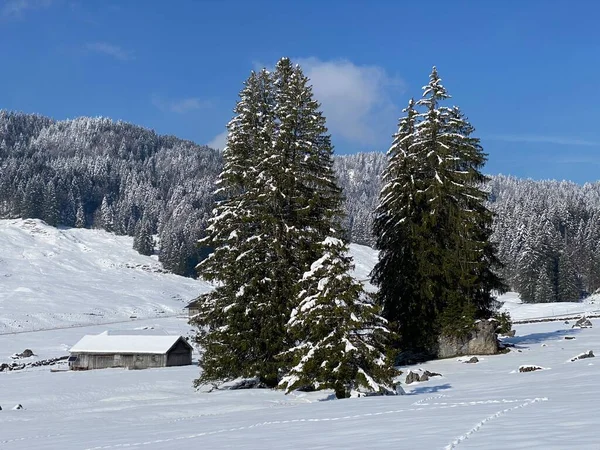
[1,0,600,183]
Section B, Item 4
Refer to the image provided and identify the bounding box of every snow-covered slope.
[1,318,599,448]
[0,219,211,334]
[498,291,600,322]
[2,218,600,448]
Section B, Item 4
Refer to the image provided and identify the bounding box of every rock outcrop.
[572,317,593,329]
[570,350,595,362]
[437,319,499,359]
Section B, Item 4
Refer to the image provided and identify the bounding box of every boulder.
[438,319,499,359]
[405,371,421,384]
[570,350,595,362]
[404,370,441,384]
[465,356,479,364]
[395,384,406,395]
[12,404,23,410]
[572,317,593,329]
[20,349,34,358]
[519,365,544,373]
[222,377,267,390]
[422,370,441,378]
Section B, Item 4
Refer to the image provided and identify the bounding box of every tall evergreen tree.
[372,67,505,354]
[557,247,580,301]
[133,218,154,256]
[43,183,59,226]
[371,98,426,349]
[192,69,281,386]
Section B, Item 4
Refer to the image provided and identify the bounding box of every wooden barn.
[68,331,193,370]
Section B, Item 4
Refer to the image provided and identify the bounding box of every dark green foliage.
[133,218,154,256]
[493,311,513,335]
[193,59,395,395]
[193,68,286,387]
[372,67,506,354]
[279,237,396,398]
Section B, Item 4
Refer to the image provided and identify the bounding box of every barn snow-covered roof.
[69,331,187,354]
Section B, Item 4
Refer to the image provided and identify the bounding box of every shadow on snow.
[408,383,452,395]
[503,327,582,346]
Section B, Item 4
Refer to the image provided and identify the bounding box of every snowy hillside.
[498,292,600,322]
[0,219,212,334]
[0,219,376,336]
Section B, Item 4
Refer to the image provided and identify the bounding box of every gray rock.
[438,319,499,359]
[570,350,595,362]
[225,377,267,390]
[519,365,543,373]
[423,370,441,378]
[20,349,34,358]
[405,371,421,384]
[572,317,593,329]
[465,356,479,364]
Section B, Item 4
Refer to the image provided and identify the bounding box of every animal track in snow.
[411,394,449,406]
[444,397,548,449]
[84,398,537,450]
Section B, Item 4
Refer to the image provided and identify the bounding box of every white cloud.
[486,134,599,147]
[152,95,210,114]
[86,42,133,61]
[1,0,52,17]
[296,58,404,147]
[206,130,228,150]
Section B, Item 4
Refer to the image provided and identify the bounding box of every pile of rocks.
[11,349,35,359]
[0,356,68,372]
[405,370,442,384]
[572,317,593,329]
[519,365,544,373]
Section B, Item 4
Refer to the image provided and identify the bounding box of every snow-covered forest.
[1,111,599,301]
[0,110,220,276]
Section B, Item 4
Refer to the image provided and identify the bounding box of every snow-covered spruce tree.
[262,57,346,301]
[133,218,154,256]
[192,69,279,386]
[371,97,428,350]
[279,237,396,398]
[372,67,505,355]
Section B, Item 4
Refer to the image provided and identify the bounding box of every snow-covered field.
[1,219,600,449]
[499,291,600,322]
